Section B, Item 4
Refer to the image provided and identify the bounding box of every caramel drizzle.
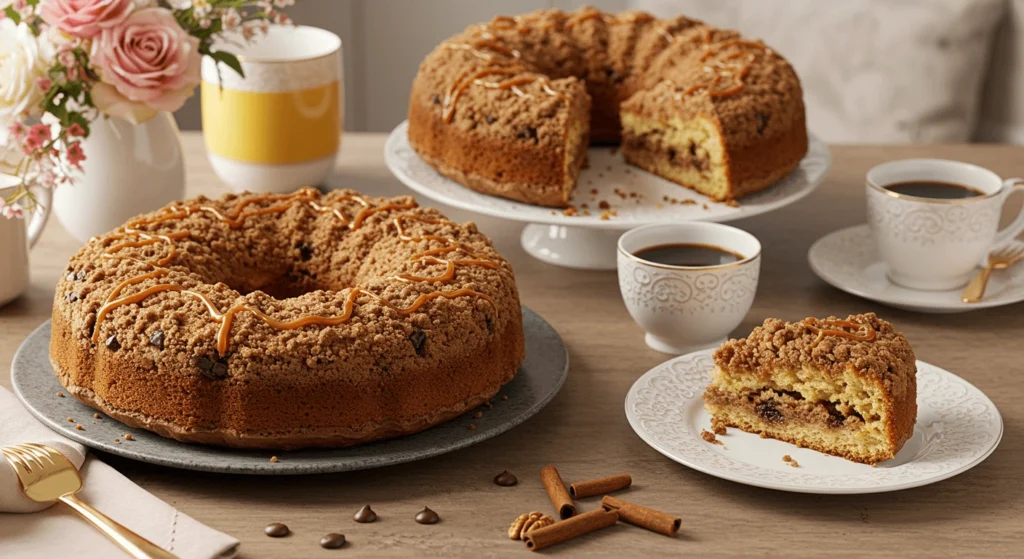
[671,37,776,100]
[442,66,565,123]
[91,189,502,357]
[801,318,877,348]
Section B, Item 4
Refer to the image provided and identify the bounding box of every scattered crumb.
[713,424,727,436]
[656,203,664,209]
[682,199,697,205]
[57,392,65,398]
[114,439,121,444]
[67,417,74,423]
[871,464,878,468]
[590,188,598,195]
[724,199,739,208]
[598,200,610,210]
[502,395,508,401]
[610,146,618,155]
[606,165,613,172]
[468,424,477,430]
[485,401,493,409]
[580,203,588,209]
[783,455,800,468]
[701,429,723,446]
[124,433,134,441]
[562,206,578,217]
[270,456,279,463]
[782,455,792,462]
[93,413,101,419]
[550,211,556,216]
[474,411,483,419]
[702,203,708,210]
[582,210,591,216]
[74,424,84,431]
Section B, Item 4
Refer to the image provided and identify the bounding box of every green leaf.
[4,6,21,24]
[207,51,245,78]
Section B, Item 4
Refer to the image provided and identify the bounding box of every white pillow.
[631,0,1005,144]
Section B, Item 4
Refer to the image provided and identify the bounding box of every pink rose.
[39,0,132,39]
[90,8,201,124]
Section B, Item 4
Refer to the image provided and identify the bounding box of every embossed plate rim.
[11,306,567,475]
[625,349,1003,494]
[808,224,1024,312]
[384,120,831,230]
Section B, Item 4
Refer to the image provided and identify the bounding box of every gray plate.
[11,306,567,475]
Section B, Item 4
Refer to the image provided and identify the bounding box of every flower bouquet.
[0,0,294,218]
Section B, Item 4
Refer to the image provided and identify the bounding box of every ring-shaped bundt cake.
[408,6,808,207]
[50,188,525,449]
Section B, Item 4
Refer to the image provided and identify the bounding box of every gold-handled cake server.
[962,245,1024,303]
[1,443,178,559]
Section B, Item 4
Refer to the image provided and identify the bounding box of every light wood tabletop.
[2,134,1022,557]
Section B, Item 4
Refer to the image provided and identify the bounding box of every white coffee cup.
[617,223,761,355]
[0,174,51,306]
[866,159,1024,291]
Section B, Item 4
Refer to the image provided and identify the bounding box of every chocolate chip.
[104,335,120,352]
[194,355,214,371]
[415,507,440,525]
[149,330,165,350]
[85,317,95,339]
[65,292,79,303]
[409,329,427,356]
[755,400,784,424]
[354,505,377,523]
[756,112,768,134]
[485,114,497,124]
[517,127,538,142]
[484,315,494,334]
[431,94,441,105]
[320,533,345,549]
[264,523,289,538]
[494,470,518,486]
[605,67,621,82]
[296,242,313,262]
[210,361,228,379]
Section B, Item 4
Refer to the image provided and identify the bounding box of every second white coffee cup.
[866,159,1024,291]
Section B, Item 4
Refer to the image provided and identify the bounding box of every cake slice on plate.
[703,313,917,464]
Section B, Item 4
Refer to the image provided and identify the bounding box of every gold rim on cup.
[617,224,762,272]
[865,158,1005,205]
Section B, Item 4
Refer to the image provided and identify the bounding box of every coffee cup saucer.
[808,224,1024,313]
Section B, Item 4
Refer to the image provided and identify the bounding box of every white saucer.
[625,349,1003,494]
[808,225,1024,313]
[384,120,831,269]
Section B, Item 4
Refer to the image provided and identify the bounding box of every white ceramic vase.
[53,112,185,243]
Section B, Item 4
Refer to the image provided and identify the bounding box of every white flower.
[192,0,211,17]
[0,21,55,143]
[221,8,241,30]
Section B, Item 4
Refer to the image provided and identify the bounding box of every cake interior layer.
[562,118,589,203]
[620,113,730,200]
[705,364,898,464]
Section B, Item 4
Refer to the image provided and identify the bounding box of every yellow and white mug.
[202,26,343,193]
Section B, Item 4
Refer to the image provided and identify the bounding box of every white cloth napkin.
[0,387,240,559]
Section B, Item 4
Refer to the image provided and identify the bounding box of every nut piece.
[508,511,555,540]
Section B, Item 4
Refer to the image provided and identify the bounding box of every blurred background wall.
[176,0,1024,144]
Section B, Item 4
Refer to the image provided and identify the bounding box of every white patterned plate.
[809,225,1024,313]
[625,350,1003,494]
[385,121,831,230]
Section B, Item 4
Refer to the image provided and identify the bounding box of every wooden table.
[2,135,1022,557]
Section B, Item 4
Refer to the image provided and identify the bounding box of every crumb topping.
[714,313,915,384]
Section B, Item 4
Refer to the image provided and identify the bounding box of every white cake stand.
[385,121,831,270]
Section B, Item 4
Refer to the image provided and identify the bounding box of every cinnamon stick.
[523,508,619,551]
[540,465,576,519]
[569,473,632,498]
[601,495,680,537]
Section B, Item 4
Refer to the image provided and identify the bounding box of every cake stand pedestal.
[385,121,832,270]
